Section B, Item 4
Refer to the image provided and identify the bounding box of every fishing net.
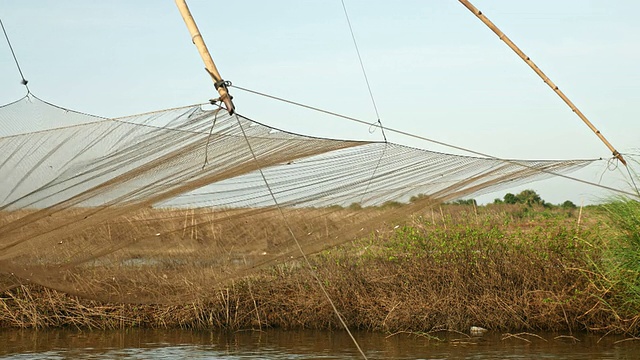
[0,95,594,303]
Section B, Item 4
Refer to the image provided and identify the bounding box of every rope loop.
[606,156,620,171]
[368,121,378,134]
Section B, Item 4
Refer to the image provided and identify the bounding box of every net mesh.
[0,95,594,303]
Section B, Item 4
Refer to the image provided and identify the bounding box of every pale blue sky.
[1,1,638,204]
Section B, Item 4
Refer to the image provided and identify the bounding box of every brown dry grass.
[0,205,384,302]
[1,203,635,335]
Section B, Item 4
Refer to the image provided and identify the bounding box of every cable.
[599,157,618,185]
[230,84,640,199]
[234,114,369,360]
[339,1,388,207]
[1,18,30,93]
[625,162,640,197]
[340,0,387,143]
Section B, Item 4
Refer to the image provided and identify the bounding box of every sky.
[1,1,638,205]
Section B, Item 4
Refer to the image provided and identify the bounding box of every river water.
[1,328,638,359]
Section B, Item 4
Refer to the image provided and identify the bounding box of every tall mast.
[458,0,626,166]
[175,0,235,115]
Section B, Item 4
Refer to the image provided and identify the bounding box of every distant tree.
[515,189,543,206]
[503,193,517,204]
[381,201,403,209]
[410,193,430,203]
[348,202,362,210]
[452,199,477,206]
[502,190,545,206]
[561,200,577,209]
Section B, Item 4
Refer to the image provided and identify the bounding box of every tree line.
[451,189,577,209]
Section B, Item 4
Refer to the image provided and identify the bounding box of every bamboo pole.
[458,0,626,166]
[175,0,235,115]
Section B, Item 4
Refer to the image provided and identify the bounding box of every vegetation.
[493,189,551,207]
[593,198,640,318]
[1,188,639,336]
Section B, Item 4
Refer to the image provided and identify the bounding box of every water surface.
[1,328,638,359]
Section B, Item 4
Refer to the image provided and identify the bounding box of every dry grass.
[0,205,389,302]
[1,203,636,335]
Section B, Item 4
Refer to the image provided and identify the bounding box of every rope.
[230,84,640,199]
[340,0,388,208]
[234,114,369,360]
[1,18,30,93]
[358,143,388,205]
[599,157,618,185]
[340,0,387,142]
[625,161,640,197]
[202,106,223,169]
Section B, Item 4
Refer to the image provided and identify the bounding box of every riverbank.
[1,202,638,335]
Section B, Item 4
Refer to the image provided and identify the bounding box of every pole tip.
[613,151,627,166]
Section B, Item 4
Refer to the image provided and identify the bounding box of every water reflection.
[1,328,639,359]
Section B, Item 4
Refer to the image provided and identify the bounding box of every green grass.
[600,198,640,316]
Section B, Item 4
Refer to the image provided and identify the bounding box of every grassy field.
[1,200,639,335]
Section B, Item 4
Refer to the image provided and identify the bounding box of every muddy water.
[1,328,638,359]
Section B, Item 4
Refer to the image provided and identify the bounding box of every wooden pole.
[175,0,235,115]
[458,0,626,166]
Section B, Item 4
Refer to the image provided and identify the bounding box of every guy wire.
[340,0,390,207]
[202,106,223,169]
[340,0,387,142]
[234,114,369,360]
[1,18,30,93]
[625,160,640,197]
